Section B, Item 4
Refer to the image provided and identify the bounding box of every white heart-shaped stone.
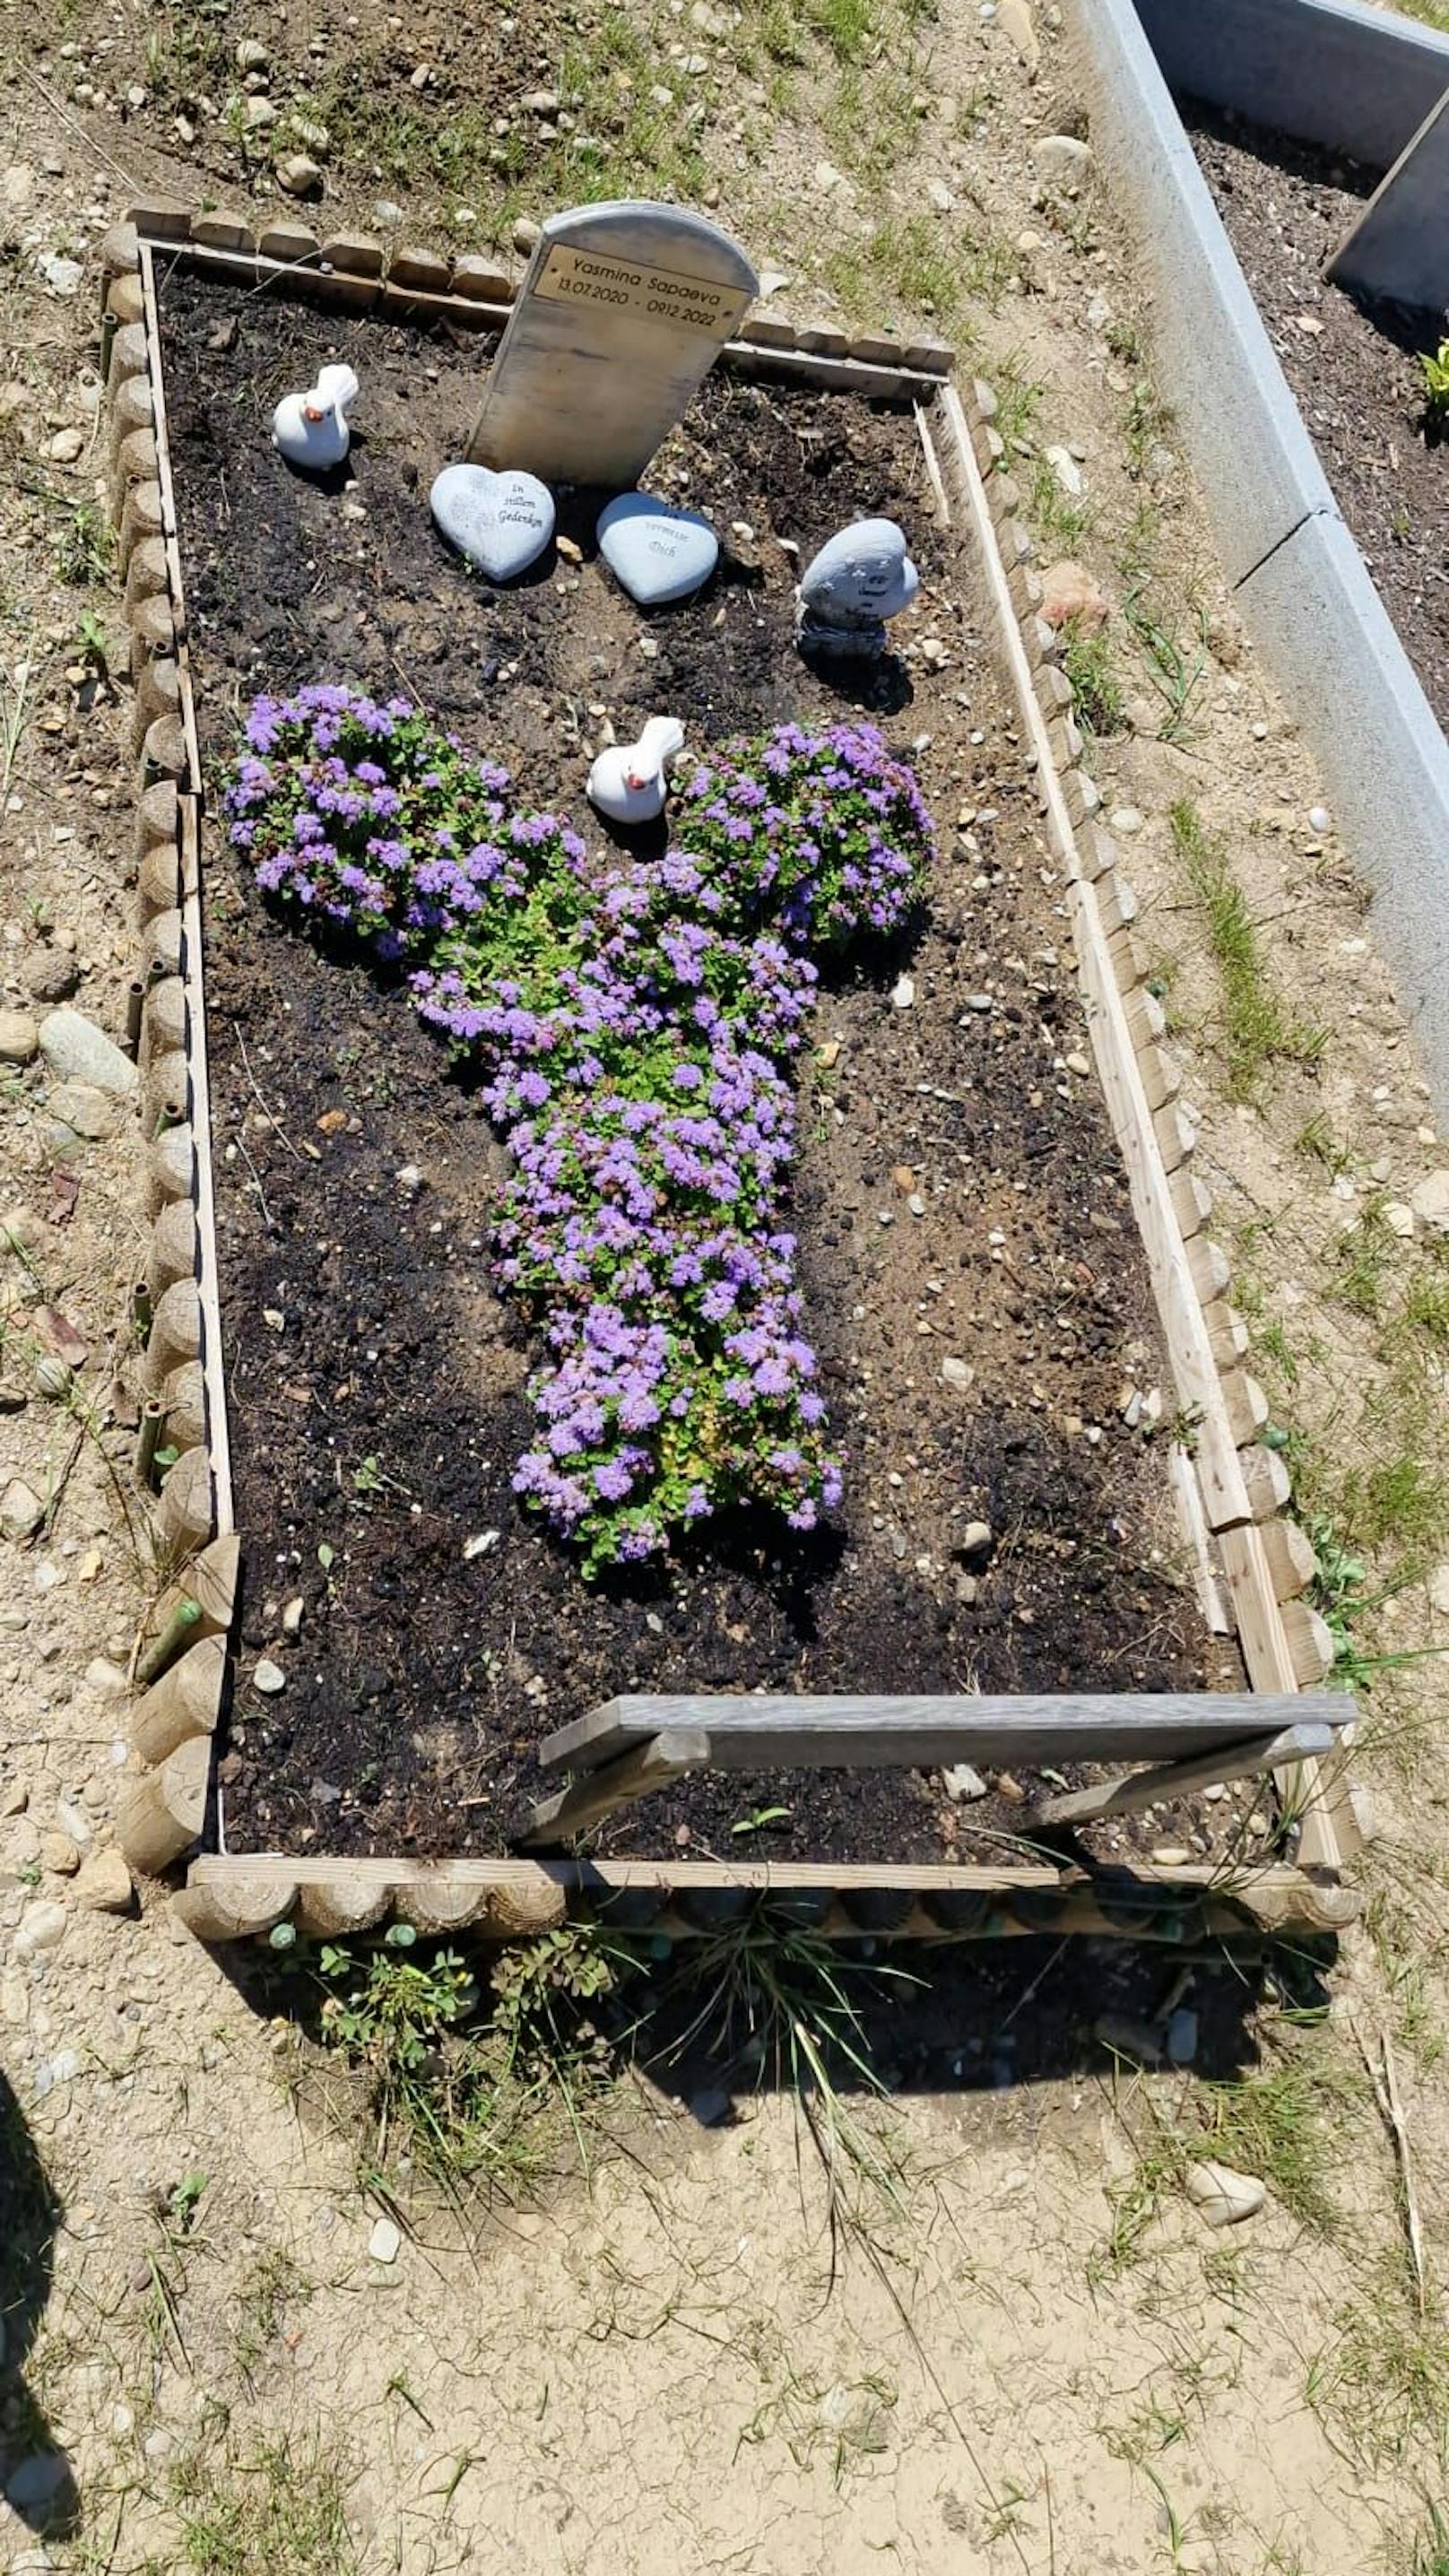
[430,463,555,582]
[597,492,718,607]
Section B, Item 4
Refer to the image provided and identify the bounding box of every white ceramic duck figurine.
[586,716,685,826]
[272,363,360,473]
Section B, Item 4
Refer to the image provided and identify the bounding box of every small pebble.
[253,1658,286,1694]
[369,2216,402,2263]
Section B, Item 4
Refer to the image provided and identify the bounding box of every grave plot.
[1186,104,1449,735]
[100,203,1356,1941]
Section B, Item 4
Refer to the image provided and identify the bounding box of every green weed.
[1124,586,1207,741]
[1297,1112,1354,1178]
[1313,2251,1449,2468]
[288,1923,626,2196]
[53,499,112,586]
[1062,620,1126,740]
[1419,336,1449,427]
[170,2428,359,2575]
[1334,1452,1447,1561]
[990,360,1043,450]
[1028,452,1092,551]
[1123,376,1174,481]
[1169,800,1325,1097]
[1105,315,1144,364]
[1201,2060,1352,2233]
[1400,1253,1449,1353]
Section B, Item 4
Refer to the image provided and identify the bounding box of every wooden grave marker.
[467,199,757,487]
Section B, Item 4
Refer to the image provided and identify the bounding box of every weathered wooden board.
[521,1728,708,1844]
[1032,1720,1333,1825]
[540,1692,1349,1774]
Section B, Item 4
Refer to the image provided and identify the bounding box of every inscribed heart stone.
[597,492,718,606]
[430,463,555,581]
[799,518,919,632]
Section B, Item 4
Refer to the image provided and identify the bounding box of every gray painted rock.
[798,517,919,643]
[597,491,718,605]
[430,463,555,582]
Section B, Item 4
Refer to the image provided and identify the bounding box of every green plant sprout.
[1419,337,1449,428]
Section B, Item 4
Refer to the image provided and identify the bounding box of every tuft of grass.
[170,2429,359,2575]
[1028,452,1092,551]
[1399,1252,1449,1354]
[1200,2060,1353,2234]
[1333,1194,1395,1318]
[1312,2251,1449,2469]
[1105,315,1144,364]
[1123,376,1175,481]
[1124,588,1207,742]
[1297,1111,1354,1178]
[1400,2502,1449,2576]
[990,359,1043,451]
[1061,619,1126,740]
[658,1912,919,2245]
[53,499,112,586]
[1334,1452,1448,1559]
[1169,800,1325,1097]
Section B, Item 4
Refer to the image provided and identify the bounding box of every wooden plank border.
[97,223,1352,1939]
[935,377,1357,1881]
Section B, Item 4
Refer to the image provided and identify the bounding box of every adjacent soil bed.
[160,271,1239,1868]
[1186,101,1449,734]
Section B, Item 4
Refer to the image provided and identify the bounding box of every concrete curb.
[1063,0,1449,1115]
[1132,0,1449,171]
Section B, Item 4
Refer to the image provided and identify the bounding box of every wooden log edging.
[118,203,957,395]
[97,219,1349,1938]
[937,375,1357,1886]
[174,1852,1357,1946]
[100,224,238,1877]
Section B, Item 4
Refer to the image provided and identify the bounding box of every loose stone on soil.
[1185,2160,1265,2226]
[1,1479,45,1542]
[1039,559,1107,630]
[891,973,915,1009]
[48,1079,122,1140]
[942,1763,988,1801]
[369,2216,403,2263]
[13,1899,67,1958]
[37,1008,137,1095]
[0,1009,39,1062]
[1031,134,1093,186]
[1410,1169,1449,1234]
[941,1357,975,1392]
[74,1849,133,1912]
[253,1658,287,1693]
[276,154,323,197]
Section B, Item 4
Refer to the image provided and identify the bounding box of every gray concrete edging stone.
[1130,0,1449,172]
[1063,0,1449,1115]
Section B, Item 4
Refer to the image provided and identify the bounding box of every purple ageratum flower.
[230,703,934,1567]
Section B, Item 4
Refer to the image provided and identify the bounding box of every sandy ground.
[2,0,1447,2569]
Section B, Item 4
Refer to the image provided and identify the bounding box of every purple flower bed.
[225,686,935,1572]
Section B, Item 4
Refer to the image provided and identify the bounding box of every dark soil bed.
[1186,101,1449,734]
[160,270,1240,1869]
